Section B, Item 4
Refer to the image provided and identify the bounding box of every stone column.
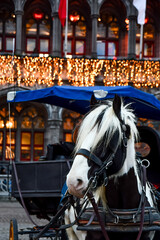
[51,12,61,57]
[128,15,137,59]
[91,14,98,58]
[15,10,23,55]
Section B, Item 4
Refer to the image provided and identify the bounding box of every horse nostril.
[77,178,83,186]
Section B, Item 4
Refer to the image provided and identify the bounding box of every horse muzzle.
[66,176,87,198]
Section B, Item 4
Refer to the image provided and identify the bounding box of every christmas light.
[0,56,159,88]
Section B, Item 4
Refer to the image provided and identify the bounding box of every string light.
[0,56,160,88]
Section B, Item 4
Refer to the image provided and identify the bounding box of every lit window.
[27,38,36,52]
[21,116,32,129]
[75,21,86,37]
[5,19,16,34]
[33,117,45,129]
[108,42,116,56]
[97,41,105,56]
[26,19,37,35]
[40,39,49,52]
[75,41,84,54]
[39,21,50,36]
[6,37,15,51]
[108,22,119,38]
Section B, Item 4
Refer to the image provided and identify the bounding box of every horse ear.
[113,94,122,119]
[90,94,98,108]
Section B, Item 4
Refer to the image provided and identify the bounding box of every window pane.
[75,21,86,37]
[108,22,119,38]
[40,39,49,52]
[34,147,43,161]
[5,19,16,34]
[144,42,153,56]
[26,38,36,52]
[6,117,17,129]
[21,146,31,160]
[21,132,31,145]
[6,132,15,145]
[63,118,74,130]
[34,133,43,145]
[0,146,2,159]
[28,108,37,118]
[75,41,84,54]
[26,19,37,35]
[144,24,154,40]
[63,40,72,53]
[0,21,2,34]
[5,146,15,159]
[63,22,73,37]
[6,37,15,51]
[136,42,140,56]
[97,41,105,56]
[65,133,72,142]
[33,117,44,129]
[97,22,106,38]
[0,132,3,144]
[21,116,32,129]
[39,21,50,36]
[108,42,116,56]
[0,120,4,128]
[0,37,2,50]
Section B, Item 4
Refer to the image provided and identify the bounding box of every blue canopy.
[7,85,160,120]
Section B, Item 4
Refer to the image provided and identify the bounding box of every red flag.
[58,0,66,27]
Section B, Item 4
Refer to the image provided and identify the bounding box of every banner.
[133,0,147,25]
[58,0,66,27]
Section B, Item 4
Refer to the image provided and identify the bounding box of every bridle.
[76,120,129,191]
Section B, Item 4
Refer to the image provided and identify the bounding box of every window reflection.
[75,21,86,37]
[5,19,16,34]
[26,19,37,35]
[39,20,50,36]
[33,117,45,129]
[21,116,32,129]
[108,22,119,38]
[144,24,154,40]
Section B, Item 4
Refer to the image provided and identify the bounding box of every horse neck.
[105,139,142,209]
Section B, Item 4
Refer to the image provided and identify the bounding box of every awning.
[7,85,160,120]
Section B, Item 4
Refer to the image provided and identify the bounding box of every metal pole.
[64,0,68,58]
[139,24,144,59]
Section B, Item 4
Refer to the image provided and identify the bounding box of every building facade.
[0,0,160,163]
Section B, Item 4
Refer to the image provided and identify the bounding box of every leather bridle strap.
[87,191,110,240]
[76,149,102,166]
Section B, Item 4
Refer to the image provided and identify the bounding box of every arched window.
[0,14,16,53]
[0,105,17,161]
[25,13,51,55]
[136,19,155,58]
[0,103,45,162]
[20,107,45,161]
[62,12,86,56]
[97,15,119,58]
[63,110,82,142]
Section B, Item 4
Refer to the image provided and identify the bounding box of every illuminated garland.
[0,56,160,88]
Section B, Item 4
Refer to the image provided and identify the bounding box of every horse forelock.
[75,101,139,154]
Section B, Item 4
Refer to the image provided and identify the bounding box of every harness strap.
[87,192,110,240]
[76,149,102,166]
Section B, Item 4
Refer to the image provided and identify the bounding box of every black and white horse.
[65,95,157,240]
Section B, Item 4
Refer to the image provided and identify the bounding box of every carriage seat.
[137,126,160,186]
[45,141,75,160]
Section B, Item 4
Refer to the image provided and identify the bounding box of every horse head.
[66,94,138,198]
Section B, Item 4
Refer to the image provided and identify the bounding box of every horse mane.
[75,100,139,154]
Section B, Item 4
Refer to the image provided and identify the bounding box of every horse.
[65,94,159,240]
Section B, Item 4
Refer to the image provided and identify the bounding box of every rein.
[84,161,148,240]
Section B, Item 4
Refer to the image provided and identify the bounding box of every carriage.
[8,86,160,240]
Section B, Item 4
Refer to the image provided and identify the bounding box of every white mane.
[75,101,139,153]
